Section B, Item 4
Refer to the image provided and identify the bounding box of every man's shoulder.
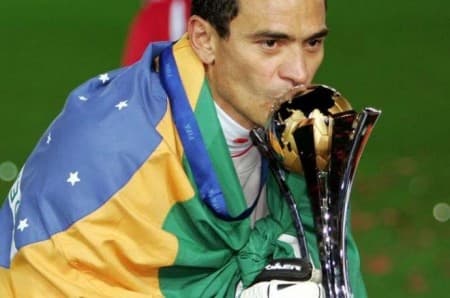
[25,57,171,195]
[52,40,174,159]
[44,63,168,161]
[8,50,175,249]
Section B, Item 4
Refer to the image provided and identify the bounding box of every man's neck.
[214,101,254,158]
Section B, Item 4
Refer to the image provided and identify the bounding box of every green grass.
[0,0,448,296]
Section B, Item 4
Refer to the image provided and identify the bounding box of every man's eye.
[262,40,278,48]
[307,38,323,48]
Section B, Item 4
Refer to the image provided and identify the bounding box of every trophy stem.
[295,109,381,298]
[317,170,341,297]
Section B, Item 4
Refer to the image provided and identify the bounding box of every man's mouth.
[270,84,310,113]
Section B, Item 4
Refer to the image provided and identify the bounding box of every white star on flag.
[46,133,52,144]
[17,218,29,232]
[78,95,88,101]
[98,73,110,84]
[67,171,81,186]
[115,100,129,111]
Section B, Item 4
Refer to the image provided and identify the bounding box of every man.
[0,0,367,297]
[122,0,192,65]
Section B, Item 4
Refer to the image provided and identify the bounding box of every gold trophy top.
[266,85,353,174]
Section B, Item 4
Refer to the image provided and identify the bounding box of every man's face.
[206,0,327,128]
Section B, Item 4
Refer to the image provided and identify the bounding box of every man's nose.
[279,49,308,86]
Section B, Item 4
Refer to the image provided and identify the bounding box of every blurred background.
[0,0,448,296]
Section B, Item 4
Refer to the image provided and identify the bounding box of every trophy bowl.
[266,85,353,174]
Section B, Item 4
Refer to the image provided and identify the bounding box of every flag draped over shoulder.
[0,36,366,297]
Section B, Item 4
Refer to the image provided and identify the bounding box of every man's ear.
[187,15,216,65]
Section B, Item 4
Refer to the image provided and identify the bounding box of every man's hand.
[239,279,324,298]
[237,258,325,297]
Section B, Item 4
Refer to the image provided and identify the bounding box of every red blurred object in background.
[122,0,191,66]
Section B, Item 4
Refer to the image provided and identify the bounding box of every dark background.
[0,0,448,296]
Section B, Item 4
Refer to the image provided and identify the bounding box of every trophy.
[250,85,381,298]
